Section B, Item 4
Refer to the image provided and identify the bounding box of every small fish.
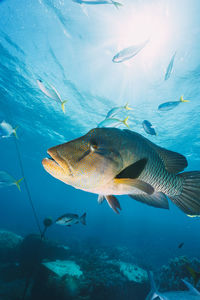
[36,79,68,113]
[158,96,189,111]
[97,116,129,128]
[0,171,23,191]
[42,127,200,216]
[56,213,86,227]
[146,271,200,300]
[72,0,122,8]
[106,103,132,119]
[142,120,156,136]
[178,242,184,249]
[165,52,176,81]
[112,40,149,63]
[0,121,18,138]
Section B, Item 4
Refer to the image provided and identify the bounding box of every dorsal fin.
[150,145,188,174]
[182,279,200,295]
[123,129,187,174]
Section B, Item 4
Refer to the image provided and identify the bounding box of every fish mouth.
[42,148,73,177]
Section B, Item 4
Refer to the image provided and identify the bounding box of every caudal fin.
[80,213,86,225]
[124,102,132,111]
[122,116,129,128]
[61,100,68,113]
[186,265,200,287]
[111,1,123,8]
[13,126,19,139]
[169,171,200,216]
[146,271,161,300]
[15,177,24,191]
[180,95,189,103]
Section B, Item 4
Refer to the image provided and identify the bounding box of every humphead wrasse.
[42,128,200,215]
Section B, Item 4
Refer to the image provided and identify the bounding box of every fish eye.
[90,139,98,151]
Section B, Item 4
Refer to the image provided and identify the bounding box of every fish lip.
[47,149,74,177]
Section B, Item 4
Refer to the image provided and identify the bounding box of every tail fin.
[61,100,68,113]
[80,213,86,225]
[13,126,19,139]
[186,265,200,287]
[111,1,123,9]
[147,271,160,300]
[180,95,189,103]
[169,171,200,216]
[122,116,129,128]
[124,102,132,111]
[15,177,24,191]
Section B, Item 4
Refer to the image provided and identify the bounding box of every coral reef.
[43,260,83,278]
[157,255,200,291]
[0,230,22,262]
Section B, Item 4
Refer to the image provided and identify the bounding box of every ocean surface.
[0,0,200,299]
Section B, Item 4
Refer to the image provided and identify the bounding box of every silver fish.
[164,52,176,81]
[37,79,68,113]
[146,271,200,300]
[112,40,149,63]
[97,116,129,128]
[56,213,86,226]
[0,121,18,138]
[0,171,23,191]
[158,96,189,111]
[42,128,200,215]
[106,103,132,119]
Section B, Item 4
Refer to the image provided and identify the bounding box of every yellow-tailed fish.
[106,103,132,119]
[158,96,189,111]
[42,128,200,215]
[98,116,129,128]
[0,171,23,191]
[0,121,18,139]
[37,79,68,113]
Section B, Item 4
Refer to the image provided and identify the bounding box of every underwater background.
[0,0,200,299]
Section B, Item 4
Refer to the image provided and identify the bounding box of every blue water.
[0,0,200,298]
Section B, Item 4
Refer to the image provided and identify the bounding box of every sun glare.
[107,2,173,67]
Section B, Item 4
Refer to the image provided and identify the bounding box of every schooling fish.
[42,128,200,215]
[56,213,86,226]
[36,79,68,113]
[112,40,149,63]
[106,103,132,119]
[98,116,129,128]
[142,120,156,136]
[72,0,122,8]
[146,271,200,300]
[164,52,176,81]
[0,171,23,191]
[0,121,18,139]
[158,96,189,111]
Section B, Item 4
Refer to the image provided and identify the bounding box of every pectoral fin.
[105,195,121,214]
[116,158,147,179]
[98,194,105,204]
[114,178,154,195]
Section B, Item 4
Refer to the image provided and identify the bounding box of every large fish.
[42,128,200,215]
[146,271,200,300]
